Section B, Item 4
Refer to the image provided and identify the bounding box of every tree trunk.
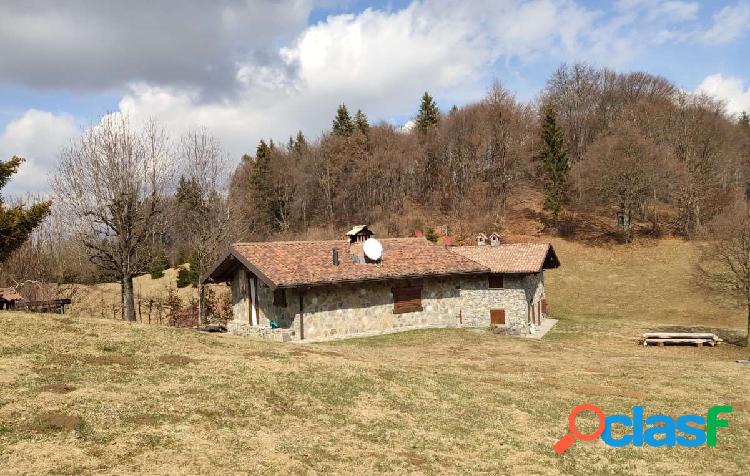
[747,304,750,347]
[198,282,206,327]
[122,274,136,322]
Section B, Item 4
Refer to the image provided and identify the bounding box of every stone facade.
[227,267,549,342]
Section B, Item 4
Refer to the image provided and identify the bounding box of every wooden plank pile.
[641,332,721,347]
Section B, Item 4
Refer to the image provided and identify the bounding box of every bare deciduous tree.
[577,123,667,243]
[174,129,230,324]
[52,115,173,321]
[697,202,750,346]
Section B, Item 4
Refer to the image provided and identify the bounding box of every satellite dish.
[363,238,383,261]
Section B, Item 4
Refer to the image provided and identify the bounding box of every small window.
[273,289,287,307]
[392,286,423,314]
[488,274,504,289]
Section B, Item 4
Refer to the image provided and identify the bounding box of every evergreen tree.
[416,92,440,133]
[332,104,355,136]
[250,140,275,233]
[176,265,193,288]
[354,109,370,136]
[0,156,52,263]
[740,111,750,128]
[149,253,169,279]
[290,130,307,154]
[535,105,570,226]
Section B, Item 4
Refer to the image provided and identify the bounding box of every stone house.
[201,230,559,342]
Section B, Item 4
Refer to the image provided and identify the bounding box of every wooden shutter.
[541,299,548,314]
[490,309,505,325]
[488,274,504,289]
[392,286,423,314]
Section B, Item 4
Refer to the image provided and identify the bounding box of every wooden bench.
[641,332,721,347]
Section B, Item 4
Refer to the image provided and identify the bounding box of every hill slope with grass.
[0,239,748,474]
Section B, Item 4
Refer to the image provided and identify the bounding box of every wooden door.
[490,309,505,325]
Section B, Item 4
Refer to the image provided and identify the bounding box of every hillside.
[0,239,748,474]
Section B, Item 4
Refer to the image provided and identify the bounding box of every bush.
[425,227,439,243]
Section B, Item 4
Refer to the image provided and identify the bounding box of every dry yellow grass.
[0,239,749,475]
[67,267,198,320]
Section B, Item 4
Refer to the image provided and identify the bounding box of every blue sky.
[1,0,749,196]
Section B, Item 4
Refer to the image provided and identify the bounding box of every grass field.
[0,238,749,474]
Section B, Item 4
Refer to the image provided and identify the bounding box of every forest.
[1,63,750,320]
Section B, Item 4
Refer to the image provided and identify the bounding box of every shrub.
[425,227,439,243]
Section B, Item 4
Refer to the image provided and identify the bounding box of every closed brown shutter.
[490,309,505,325]
[392,286,423,314]
[541,299,548,314]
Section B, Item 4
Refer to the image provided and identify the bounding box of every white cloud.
[703,1,750,44]
[0,110,77,197]
[696,73,750,116]
[113,1,601,160]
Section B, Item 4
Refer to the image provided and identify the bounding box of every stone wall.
[289,276,463,341]
[226,268,548,342]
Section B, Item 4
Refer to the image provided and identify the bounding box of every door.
[490,309,505,325]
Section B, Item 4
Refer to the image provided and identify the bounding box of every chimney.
[332,248,340,266]
[490,233,501,247]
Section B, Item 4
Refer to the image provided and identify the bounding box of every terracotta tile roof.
[0,288,23,301]
[204,238,488,288]
[451,243,560,274]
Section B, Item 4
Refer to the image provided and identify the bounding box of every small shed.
[0,288,23,310]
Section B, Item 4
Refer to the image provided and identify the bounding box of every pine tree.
[416,92,440,133]
[332,104,355,136]
[535,105,570,226]
[250,140,275,233]
[740,111,750,128]
[290,130,307,154]
[354,109,370,136]
[0,156,52,263]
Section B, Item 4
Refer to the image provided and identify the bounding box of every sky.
[1,0,750,197]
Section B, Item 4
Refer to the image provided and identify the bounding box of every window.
[273,289,287,307]
[392,285,423,314]
[488,274,504,289]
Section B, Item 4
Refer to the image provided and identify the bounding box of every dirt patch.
[480,377,504,385]
[86,355,132,366]
[728,400,750,412]
[289,347,343,358]
[398,450,427,466]
[574,384,642,399]
[128,414,159,426]
[33,412,82,432]
[488,363,514,373]
[158,354,196,366]
[40,383,76,394]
